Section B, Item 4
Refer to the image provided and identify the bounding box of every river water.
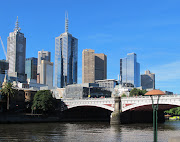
[0,121,180,142]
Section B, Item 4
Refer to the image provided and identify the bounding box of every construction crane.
[0,36,7,59]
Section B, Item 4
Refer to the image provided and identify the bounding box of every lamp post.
[144,90,166,142]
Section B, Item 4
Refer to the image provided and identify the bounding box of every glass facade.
[120,53,140,87]
[25,58,37,80]
[54,32,78,88]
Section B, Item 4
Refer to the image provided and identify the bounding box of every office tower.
[82,49,107,83]
[40,60,53,88]
[95,53,107,80]
[37,50,51,83]
[141,70,155,90]
[120,53,140,87]
[54,13,78,88]
[6,17,26,82]
[25,57,37,80]
[82,49,95,83]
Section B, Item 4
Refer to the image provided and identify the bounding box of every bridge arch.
[67,104,114,112]
[122,102,180,112]
[62,105,113,121]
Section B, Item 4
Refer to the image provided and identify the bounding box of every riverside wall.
[0,113,62,123]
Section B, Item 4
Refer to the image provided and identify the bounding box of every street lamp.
[144,89,166,142]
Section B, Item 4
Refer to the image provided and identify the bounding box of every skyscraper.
[141,70,155,90]
[6,17,26,82]
[82,49,107,83]
[37,50,51,74]
[37,50,51,83]
[120,53,140,87]
[82,49,95,83]
[95,53,107,80]
[54,13,78,88]
[40,60,53,88]
[25,57,37,80]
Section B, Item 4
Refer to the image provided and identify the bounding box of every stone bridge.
[62,95,180,112]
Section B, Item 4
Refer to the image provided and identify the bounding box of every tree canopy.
[31,90,56,114]
[165,107,180,116]
[130,88,147,97]
[121,94,127,97]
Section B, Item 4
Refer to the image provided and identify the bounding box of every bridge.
[62,95,180,112]
[61,95,180,123]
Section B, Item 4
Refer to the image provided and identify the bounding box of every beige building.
[40,60,53,88]
[37,50,51,83]
[82,49,107,83]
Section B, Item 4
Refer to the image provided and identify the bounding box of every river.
[0,121,180,142]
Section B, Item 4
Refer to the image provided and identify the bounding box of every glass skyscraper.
[120,53,140,87]
[25,57,37,80]
[54,13,78,88]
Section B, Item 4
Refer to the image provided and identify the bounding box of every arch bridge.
[61,95,180,112]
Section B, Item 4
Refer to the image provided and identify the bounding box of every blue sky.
[0,0,180,93]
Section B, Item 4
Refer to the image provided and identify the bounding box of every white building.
[6,17,26,82]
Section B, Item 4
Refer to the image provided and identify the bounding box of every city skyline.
[0,0,180,93]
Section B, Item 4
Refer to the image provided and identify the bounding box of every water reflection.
[0,121,179,142]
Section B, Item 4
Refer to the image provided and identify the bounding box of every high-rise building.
[37,50,51,83]
[95,53,107,80]
[6,17,26,82]
[82,49,95,83]
[40,60,53,88]
[82,49,107,83]
[120,53,140,87]
[54,13,78,88]
[141,70,155,90]
[25,57,37,80]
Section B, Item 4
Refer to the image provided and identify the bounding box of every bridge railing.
[62,95,180,104]
[121,95,180,99]
[62,97,114,102]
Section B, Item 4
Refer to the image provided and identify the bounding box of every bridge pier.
[110,97,121,125]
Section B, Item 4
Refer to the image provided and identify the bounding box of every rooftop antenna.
[65,11,69,33]
[14,16,21,31]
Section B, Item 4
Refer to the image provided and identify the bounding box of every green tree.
[165,107,180,116]
[130,88,147,97]
[130,88,139,96]
[121,94,127,97]
[1,82,16,110]
[31,90,56,114]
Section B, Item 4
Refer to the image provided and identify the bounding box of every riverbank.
[0,113,61,123]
